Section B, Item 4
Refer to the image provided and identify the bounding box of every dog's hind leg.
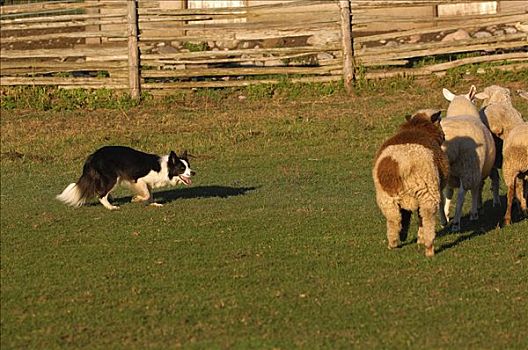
[98,176,119,210]
[99,193,119,210]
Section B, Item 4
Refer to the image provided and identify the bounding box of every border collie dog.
[57,146,194,210]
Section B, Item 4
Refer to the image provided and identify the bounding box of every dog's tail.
[56,158,100,207]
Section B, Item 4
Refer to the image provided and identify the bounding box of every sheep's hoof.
[387,240,400,249]
[425,245,434,257]
[450,223,460,232]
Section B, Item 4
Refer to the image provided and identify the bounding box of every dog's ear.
[169,151,178,164]
[181,150,188,159]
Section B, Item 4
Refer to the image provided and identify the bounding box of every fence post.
[127,0,141,100]
[339,0,355,93]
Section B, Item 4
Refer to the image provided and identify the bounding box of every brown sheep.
[373,109,449,257]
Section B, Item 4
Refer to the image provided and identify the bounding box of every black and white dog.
[57,146,194,210]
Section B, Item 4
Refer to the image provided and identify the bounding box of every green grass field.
[2,74,528,349]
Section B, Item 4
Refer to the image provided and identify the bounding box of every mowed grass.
[1,75,528,349]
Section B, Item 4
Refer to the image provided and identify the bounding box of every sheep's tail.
[56,159,99,207]
[377,156,403,196]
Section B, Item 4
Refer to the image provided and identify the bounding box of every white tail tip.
[56,183,85,207]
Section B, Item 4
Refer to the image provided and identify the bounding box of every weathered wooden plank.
[2,18,127,31]
[0,76,126,86]
[127,0,141,100]
[362,33,527,55]
[358,41,527,63]
[142,75,341,90]
[0,1,124,15]
[355,13,527,42]
[141,65,341,78]
[1,31,127,44]
[351,0,526,9]
[141,53,341,66]
[1,47,127,59]
[0,12,127,26]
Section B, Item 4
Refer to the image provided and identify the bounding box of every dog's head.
[168,150,195,186]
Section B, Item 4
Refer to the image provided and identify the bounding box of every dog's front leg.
[130,181,163,207]
[147,185,163,207]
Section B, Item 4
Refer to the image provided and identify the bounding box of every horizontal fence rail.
[1,0,527,96]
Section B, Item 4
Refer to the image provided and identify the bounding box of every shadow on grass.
[434,196,520,255]
[156,185,259,203]
[111,185,259,206]
[398,195,527,254]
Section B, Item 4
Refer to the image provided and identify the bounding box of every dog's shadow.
[113,185,259,205]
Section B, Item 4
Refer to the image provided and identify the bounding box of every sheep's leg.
[384,206,401,249]
[419,206,436,257]
[504,179,515,226]
[443,186,454,222]
[490,168,501,207]
[439,190,448,227]
[515,177,527,215]
[451,184,465,232]
[470,185,480,221]
[400,208,412,243]
[417,212,424,245]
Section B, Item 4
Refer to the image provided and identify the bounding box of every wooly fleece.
[441,86,496,231]
[441,116,496,190]
[502,122,528,225]
[476,85,528,224]
[477,85,524,142]
[373,109,448,257]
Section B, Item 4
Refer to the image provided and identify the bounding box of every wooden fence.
[1,0,527,97]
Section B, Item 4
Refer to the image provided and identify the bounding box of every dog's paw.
[149,202,163,207]
[131,196,146,203]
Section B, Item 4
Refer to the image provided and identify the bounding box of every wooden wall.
[0,0,527,94]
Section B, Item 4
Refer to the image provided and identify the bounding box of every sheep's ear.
[430,110,442,123]
[442,88,455,102]
[467,85,477,100]
[405,114,412,121]
[475,92,488,100]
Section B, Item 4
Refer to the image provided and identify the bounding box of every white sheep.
[477,85,524,141]
[476,85,528,224]
[441,85,497,231]
[373,109,449,257]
